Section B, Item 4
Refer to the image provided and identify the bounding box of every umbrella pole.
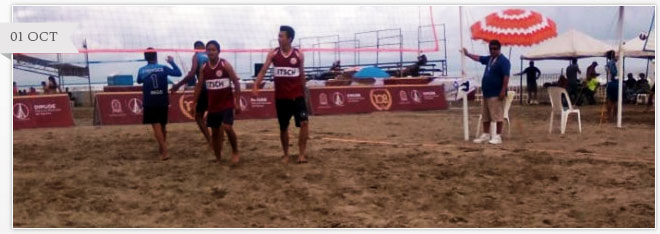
[459,6,469,141]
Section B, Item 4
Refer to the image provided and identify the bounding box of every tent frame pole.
[616,6,625,128]
[520,58,523,104]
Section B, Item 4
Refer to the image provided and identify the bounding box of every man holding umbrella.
[462,39,510,145]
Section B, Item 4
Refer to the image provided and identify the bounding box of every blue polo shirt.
[606,60,618,78]
[479,54,510,98]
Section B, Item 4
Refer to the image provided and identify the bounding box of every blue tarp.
[353,66,390,78]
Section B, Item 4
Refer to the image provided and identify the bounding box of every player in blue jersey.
[170,41,212,148]
[137,47,182,160]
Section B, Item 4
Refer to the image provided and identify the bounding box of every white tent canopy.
[644,18,655,52]
[521,29,614,60]
[623,37,655,58]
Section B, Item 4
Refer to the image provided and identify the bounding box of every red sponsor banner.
[308,84,447,115]
[94,90,277,125]
[13,94,75,130]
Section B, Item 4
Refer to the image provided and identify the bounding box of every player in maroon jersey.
[253,25,309,164]
[192,40,241,165]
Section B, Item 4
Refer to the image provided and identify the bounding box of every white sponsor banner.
[206,79,231,90]
[0,23,77,53]
[273,67,300,77]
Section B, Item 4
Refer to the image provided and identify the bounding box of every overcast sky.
[12,5,656,87]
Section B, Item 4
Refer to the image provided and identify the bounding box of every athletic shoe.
[473,133,491,144]
[488,134,502,144]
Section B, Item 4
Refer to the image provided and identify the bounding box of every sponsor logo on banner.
[111,99,122,113]
[33,103,61,116]
[273,67,300,77]
[249,96,271,108]
[178,94,196,120]
[399,90,408,102]
[13,103,30,120]
[370,89,392,111]
[332,92,345,106]
[346,93,364,103]
[319,93,328,106]
[423,91,438,99]
[206,79,230,90]
[34,104,56,111]
[239,96,248,111]
[128,98,143,115]
[411,90,422,103]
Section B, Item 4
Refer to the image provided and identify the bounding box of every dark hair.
[640,73,646,78]
[416,54,427,65]
[144,47,157,62]
[606,50,616,60]
[571,58,577,64]
[627,73,633,77]
[194,41,204,48]
[280,25,295,41]
[529,61,535,66]
[41,81,46,86]
[206,40,221,52]
[488,40,501,49]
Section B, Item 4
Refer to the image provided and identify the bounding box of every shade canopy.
[623,37,655,58]
[521,29,614,60]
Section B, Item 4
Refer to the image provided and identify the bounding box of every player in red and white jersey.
[253,25,309,164]
[193,40,241,165]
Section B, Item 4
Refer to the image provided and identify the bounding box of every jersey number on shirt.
[150,74,159,89]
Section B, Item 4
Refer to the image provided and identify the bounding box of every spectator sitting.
[316,60,342,80]
[40,81,48,94]
[29,86,37,95]
[13,82,18,96]
[65,87,75,101]
[392,54,428,77]
[636,73,651,94]
[624,73,638,103]
[625,73,637,90]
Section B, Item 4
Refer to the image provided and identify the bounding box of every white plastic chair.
[636,93,649,105]
[475,91,516,138]
[547,87,582,134]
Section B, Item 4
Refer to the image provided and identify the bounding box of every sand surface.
[13,103,655,227]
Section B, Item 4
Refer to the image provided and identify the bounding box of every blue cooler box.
[107,75,134,86]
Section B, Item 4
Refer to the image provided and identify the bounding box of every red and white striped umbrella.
[470,9,557,46]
